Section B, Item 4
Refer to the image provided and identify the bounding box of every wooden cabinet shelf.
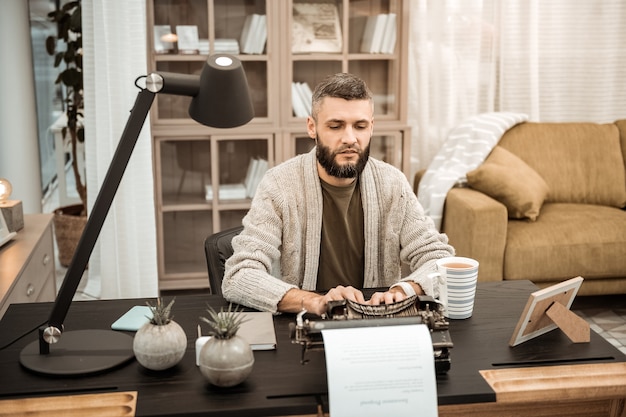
[147,0,410,290]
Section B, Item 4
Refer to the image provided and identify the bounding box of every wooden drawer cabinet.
[0,214,56,318]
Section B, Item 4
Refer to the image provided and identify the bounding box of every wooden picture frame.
[509,276,589,347]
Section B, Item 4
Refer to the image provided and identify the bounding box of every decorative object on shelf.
[292,3,342,53]
[133,298,187,371]
[198,304,254,387]
[175,25,200,54]
[46,0,88,266]
[0,178,23,233]
[153,25,176,54]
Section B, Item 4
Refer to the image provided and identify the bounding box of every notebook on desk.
[238,311,277,350]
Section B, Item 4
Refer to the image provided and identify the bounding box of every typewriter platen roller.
[289,295,453,374]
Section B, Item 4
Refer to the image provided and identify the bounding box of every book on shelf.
[205,183,247,201]
[246,158,268,198]
[214,38,240,54]
[291,81,313,117]
[380,13,397,54]
[292,3,342,53]
[176,25,200,54]
[153,25,175,54]
[240,14,267,54]
[198,39,210,55]
[205,158,268,201]
[360,14,389,53]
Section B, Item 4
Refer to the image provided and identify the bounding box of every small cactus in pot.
[133,298,187,371]
[198,304,254,387]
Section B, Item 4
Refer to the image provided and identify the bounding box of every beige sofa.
[416,120,626,295]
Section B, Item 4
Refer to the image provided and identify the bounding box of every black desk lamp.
[20,54,254,375]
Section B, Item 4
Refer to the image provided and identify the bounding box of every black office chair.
[204,226,244,296]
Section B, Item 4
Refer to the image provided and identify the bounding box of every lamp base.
[0,200,24,232]
[20,329,135,376]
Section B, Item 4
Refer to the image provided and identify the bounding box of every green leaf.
[61,68,81,87]
[45,36,56,55]
[199,304,250,339]
[54,52,64,68]
[77,127,85,143]
[70,6,82,32]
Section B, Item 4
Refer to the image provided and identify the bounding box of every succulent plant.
[146,297,175,326]
[200,304,249,340]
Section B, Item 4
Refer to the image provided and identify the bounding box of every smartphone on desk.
[111,306,153,331]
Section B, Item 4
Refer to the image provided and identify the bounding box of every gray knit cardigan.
[222,148,455,313]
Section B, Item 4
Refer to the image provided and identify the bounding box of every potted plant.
[133,298,187,371]
[198,304,254,387]
[46,0,87,266]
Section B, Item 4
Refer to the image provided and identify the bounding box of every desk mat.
[0,390,137,416]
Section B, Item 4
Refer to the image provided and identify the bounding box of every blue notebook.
[111,306,153,331]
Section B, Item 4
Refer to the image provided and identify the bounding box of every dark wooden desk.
[0,281,624,416]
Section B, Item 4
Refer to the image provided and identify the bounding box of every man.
[222,73,454,316]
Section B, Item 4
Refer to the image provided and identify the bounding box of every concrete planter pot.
[198,335,254,387]
[133,320,187,371]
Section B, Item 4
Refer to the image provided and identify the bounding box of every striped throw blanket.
[417,112,529,230]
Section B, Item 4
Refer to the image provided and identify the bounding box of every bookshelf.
[147,0,410,290]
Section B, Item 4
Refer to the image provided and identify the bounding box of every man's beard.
[316,139,370,179]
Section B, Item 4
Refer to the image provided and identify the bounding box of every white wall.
[0,0,43,213]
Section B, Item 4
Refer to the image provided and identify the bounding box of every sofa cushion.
[499,122,626,208]
[466,146,549,220]
[504,203,626,282]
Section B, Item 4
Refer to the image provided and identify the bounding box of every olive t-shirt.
[316,178,365,291]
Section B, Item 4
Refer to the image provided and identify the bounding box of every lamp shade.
[189,55,254,128]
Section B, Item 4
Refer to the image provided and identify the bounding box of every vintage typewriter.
[289,295,453,374]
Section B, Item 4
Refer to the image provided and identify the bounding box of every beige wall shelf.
[147,0,410,291]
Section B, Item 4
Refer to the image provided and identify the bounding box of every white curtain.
[409,0,626,177]
[81,0,158,299]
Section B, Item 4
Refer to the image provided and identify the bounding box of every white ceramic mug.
[429,256,479,319]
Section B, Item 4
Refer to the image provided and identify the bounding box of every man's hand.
[366,288,407,305]
[278,283,423,315]
[366,281,424,305]
[278,286,367,316]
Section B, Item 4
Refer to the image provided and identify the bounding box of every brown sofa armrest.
[442,188,508,282]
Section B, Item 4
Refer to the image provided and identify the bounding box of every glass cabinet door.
[150,0,271,123]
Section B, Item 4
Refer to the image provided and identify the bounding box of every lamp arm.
[42,87,156,349]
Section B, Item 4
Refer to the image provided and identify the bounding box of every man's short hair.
[311,73,373,120]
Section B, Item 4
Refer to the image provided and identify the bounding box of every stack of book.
[198,39,210,55]
[291,82,313,118]
[360,13,397,54]
[214,39,240,54]
[240,14,267,54]
[205,158,269,201]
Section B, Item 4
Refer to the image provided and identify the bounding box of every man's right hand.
[278,286,367,316]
